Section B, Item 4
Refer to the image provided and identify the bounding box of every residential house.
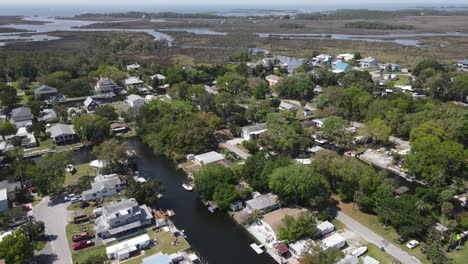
[457,60,468,69]
[46,124,77,145]
[241,123,267,140]
[82,174,126,201]
[126,94,145,111]
[111,123,130,134]
[34,85,59,100]
[261,208,308,240]
[333,61,351,74]
[289,239,313,258]
[245,193,279,213]
[359,57,378,68]
[322,233,346,251]
[150,74,166,85]
[193,151,224,166]
[126,63,140,71]
[316,221,335,237]
[262,57,281,67]
[279,101,297,111]
[315,54,332,64]
[15,127,37,149]
[83,97,99,113]
[105,234,151,260]
[0,188,7,212]
[265,75,281,87]
[380,63,401,72]
[37,109,58,123]
[10,106,32,128]
[337,53,354,62]
[124,77,144,90]
[95,78,119,94]
[94,198,153,239]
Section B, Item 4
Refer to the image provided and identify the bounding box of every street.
[336,211,421,264]
[33,196,72,264]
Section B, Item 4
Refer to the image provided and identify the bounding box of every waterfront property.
[14,127,37,148]
[261,208,308,241]
[289,238,313,258]
[46,124,77,145]
[193,151,225,166]
[83,97,99,113]
[359,57,378,68]
[95,77,120,94]
[333,61,351,74]
[241,123,267,140]
[125,76,145,90]
[126,94,146,111]
[245,193,279,213]
[105,233,151,260]
[81,174,126,201]
[94,198,153,240]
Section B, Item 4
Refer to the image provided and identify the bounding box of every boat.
[66,164,75,173]
[182,183,193,191]
[156,193,163,199]
[351,246,368,257]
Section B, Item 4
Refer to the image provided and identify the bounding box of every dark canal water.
[74,138,274,264]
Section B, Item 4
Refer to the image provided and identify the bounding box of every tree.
[28,100,46,118]
[359,118,391,144]
[299,242,343,264]
[320,116,353,148]
[412,59,445,77]
[39,71,72,90]
[0,121,17,140]
[269,164,330,206]
[450,74,468,102]
[216,72,247,94]
[30,151,73,194]
[62,78,93,97]
[278,212,316,243]
[126,178,163,206]
[212,183,239,210]
[94,104,119,121]
[19,220,45,242]
[167,81,189,100]
[274,74,315,100]
[93,139,132,174]
[0,82,17,109]
[194,163,238,203]
[73,114,111,143]
[0,231,34,264]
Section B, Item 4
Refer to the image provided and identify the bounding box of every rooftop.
[262,207,308,234]
[34,85,58,95]
[194,151,224,165]
[246,193,278,211]
[47,124,75,137]
[241,123,267,134]
[125,76,144,85]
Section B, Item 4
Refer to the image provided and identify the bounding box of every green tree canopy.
[359,118,391,144]
[94,104,119,121]
[278,212,317,243]
[274,74,315,100]
[0,120,17,140]
[0,231,34,264]
[73,114,111,143]
[216,72,247,94]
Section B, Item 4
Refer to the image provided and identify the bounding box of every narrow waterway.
[74,138,274,264]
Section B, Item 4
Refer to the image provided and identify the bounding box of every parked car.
[396,237,407,244]
[72,240,94,250]
[65,194,81,203]
[406,240,419,249]
[72,232,95,242]
[420,246,428,253]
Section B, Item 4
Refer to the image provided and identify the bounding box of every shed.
[322,233,346,251]
[394,186,409,196]
[275,243,289,256]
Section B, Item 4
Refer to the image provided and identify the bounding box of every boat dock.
[250,243,264,254]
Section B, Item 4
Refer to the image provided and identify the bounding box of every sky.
[0,0,467,5]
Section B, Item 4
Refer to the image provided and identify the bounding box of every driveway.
[221,138,251,159]
[33,196,72,264]
[336,212,421,264]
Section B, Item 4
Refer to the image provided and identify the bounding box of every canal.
[74,138,275,264]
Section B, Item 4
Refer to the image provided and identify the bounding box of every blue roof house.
[333,62,351,74]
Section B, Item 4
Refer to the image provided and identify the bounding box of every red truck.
[72,240,95,251]
[72,232,95,242]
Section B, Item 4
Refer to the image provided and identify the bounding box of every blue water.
[0,4,467,17]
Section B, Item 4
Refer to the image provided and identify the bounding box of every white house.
[126,63,140,71]
[245,193,279,213]
[126,94,145,110]
[46,124,77,145]
[194,151,224,166]
[359,57,378,68]
[265,75,281,87]
[315,54,332,64]
[15,127,37,149]
[150,74,166,84]
[82,174,125,201]
[322,233,346,251]
[337,54,354,62]
[124,77,144,90]
[457,60,468,69]
[316,221,335,237]
[241,123,267,140]
[106,234,151,260]
[289,239,313,258]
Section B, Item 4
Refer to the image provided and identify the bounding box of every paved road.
[336,211,421,264]
[33,196,72,264]
[221,138,251,159]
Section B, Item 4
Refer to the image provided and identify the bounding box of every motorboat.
[66,164,75,173]
[182,183,194,191]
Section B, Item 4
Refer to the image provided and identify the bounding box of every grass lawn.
[64,163,94,187]
[123,231,190,264]
[336,197,430,264]
[448,241,468,264]
[365,243,396,264]
[394,74,410,86]
[180,160,200,174]
[66,222,101,264]
[24,138,55,153]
